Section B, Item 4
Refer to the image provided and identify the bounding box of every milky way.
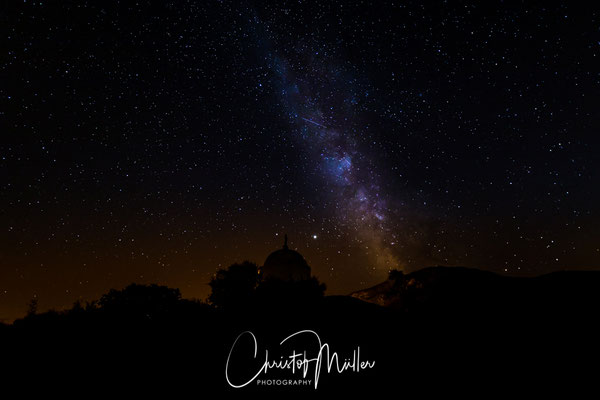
[263,40,400,273]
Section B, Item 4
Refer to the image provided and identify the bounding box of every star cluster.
[1,1,599,321]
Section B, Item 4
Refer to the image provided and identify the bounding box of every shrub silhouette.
[98,283,182,321]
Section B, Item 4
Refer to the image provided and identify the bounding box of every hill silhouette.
[352,266,600,315]
[3,265,599,395]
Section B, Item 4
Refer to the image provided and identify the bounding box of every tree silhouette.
[208,260,328,310]
[208,261,260,310]
[26,297,38,317]
[389,269,404,281]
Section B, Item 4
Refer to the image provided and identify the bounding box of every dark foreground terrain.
[3,266,600,396]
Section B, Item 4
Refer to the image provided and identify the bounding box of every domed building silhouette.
[260,234,311,281]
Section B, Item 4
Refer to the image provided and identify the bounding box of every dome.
[261,235,311,281]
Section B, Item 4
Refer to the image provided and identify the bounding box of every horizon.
[4,259,599,323]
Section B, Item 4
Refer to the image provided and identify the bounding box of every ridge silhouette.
[4,264,599,395]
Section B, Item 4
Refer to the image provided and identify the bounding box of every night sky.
[2,1,599,322]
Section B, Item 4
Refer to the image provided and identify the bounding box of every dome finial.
[283,233,288,249]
